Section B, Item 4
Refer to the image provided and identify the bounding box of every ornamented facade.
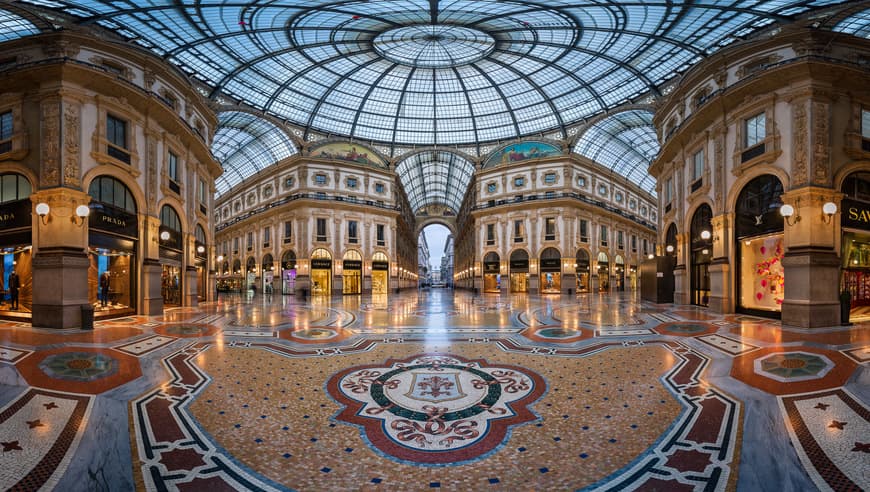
[0,32,221,327]
[650,24,870,327]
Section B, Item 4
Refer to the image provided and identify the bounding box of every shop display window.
[541,272,561,293]
[162,264,182,306]
[0,247,32,315]
[739,235,784,312]
[89,249,135,316]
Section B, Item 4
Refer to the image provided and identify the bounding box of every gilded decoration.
[308,142,388,169]
[792,100,808,187]
[41,99,60,187]
[62,102,81,188]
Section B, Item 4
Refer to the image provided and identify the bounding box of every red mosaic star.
[1,441,22,452]
[43,402,58,410]
[852,442,870,453]
[26,419,45,429]
[813,403,830,410]
[828,420,847,430]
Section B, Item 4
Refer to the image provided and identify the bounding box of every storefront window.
[159,204,183,306]
[372,252,389,295]
[262,254,274,294]
[735,174,784,315]
[310,248,332,296]
[540,247,561,294]
[576,249,590,293]
[509,249,529,293]
[282,250,297,295]
[88,176,138,317]
[614,255,625,291]
[343,250,362,294]
[483,252,501,293]
[597,252,609,292]
[690,204,713,307]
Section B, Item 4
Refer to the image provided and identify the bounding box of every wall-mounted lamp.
[160,230,170,241]
[780,203,800,226]
[648,254,655,260]
[217,255,224,262]
[72,205,90,226]
[35,202,50,225]
[665,244,674,253]
[822,201,837,224]
[700,230,711,240]
[197,245,206,254]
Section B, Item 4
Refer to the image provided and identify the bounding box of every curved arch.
[232,259,241,274]
[540,247,561,259]
[0,163,38,193]
[396,150,475,214]
[416,217,457,237]
[684,199,715,242]
[725,165,790,215]
[343,249,362,261]
[309,247,333,259]
[212,110,299,197]
[483,140,563,169]
[0,172,31,204]
[572,109,659,195]
[87,175,138,214]
[664,223,679,254]
[483,251,500,263]
[82,167,145,215]
[157,197,188,234]
[281,249,297,268]
[308,140,389,169]
[833,160,870,191]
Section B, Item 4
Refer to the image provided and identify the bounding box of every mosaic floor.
[0,289,867,491]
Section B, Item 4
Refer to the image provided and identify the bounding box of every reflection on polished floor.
[0,289,867,491]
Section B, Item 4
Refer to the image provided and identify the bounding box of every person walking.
[8,271,19,310]
[100,271,110,307]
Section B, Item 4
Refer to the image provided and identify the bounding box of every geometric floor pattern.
[0,289,867,491]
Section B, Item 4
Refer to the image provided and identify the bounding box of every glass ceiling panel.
[212,111,298,197]
[0,8,42,42]
[395,151,475,214]
[573,110,660,195]
[833,8,870,38]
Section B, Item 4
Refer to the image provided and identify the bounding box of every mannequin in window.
[8,272,19,310]
[100,271,111,307]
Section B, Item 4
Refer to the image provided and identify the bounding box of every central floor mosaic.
[0,290,866,491]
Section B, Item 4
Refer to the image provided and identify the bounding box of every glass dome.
[13,0,854,148]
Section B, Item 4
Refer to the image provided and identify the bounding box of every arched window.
[735,174,784,238]
[262,254,273,271]
[246,257,256,272]
[232,258,241,274]
[344,250,362,261]
[373,252,388,262]
[690,204,713,307]
[88,175,136,213]
[665,223,678,255]
[159,205,182,250]
[194,224,207,258]
[311,248,331,260]
[0,173,31,204]
[282,250,297,270]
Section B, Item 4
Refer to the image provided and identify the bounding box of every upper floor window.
[168,152,179,182]
[631,235,637,252]
[376,224,385,246]
[543,173,557,184]
[487,182,497,193]
[285,176,294,188]
[629,199,637,210]
[693,149,704,181]
[314,174,327,185]
[617,231,624,250]
[744,112,765,148]
[347,177,358,189]
[88,175,136,213]
[107,114,127,149]
[233,237,239,254]
[862,108,870,139]
[198,178,207,204]
[598,184,607,196]
[374,182,385,194]
[544,217,556,241]
[580,219,589,242]
[514,177,525,187]
[246,231,253,250]
[513,220,524,242]
[486,223,495,245]
[284,221,292,242]
[348,220,358,243]
[577,175,587,187]
[665,178,673,203]
[263,227,271,246]
[600,225,608,247]
[107,114,130,163]
[0,111,11,154]
[316,218,327,241]
[615,191,623,203]
[643,238,649,255]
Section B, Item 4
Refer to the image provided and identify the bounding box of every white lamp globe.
[822,202,837,215]
[35,203,50,216]
[780,204,794,217]
[700,230,711,240]
[75,205,90,218]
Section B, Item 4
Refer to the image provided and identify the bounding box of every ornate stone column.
[708,213,733,314]
[140,215,164,315]
[780,187,841,328]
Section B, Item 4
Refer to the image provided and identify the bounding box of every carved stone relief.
[62,102,81,188]
[41,99,61,187]
[147,135,158,213]
[812,101,830,185]
[792,100,808,187]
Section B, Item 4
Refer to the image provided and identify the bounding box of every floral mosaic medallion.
[39,352,119,381]
[755,352,834,382]
[327,354,545,465]
[290,328,338,340]
[536,327,582,339]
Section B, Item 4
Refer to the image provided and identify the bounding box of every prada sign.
[90,204,137,238]
[842,198,870,231]
[311,258,332,270]
[0,199,31,230]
